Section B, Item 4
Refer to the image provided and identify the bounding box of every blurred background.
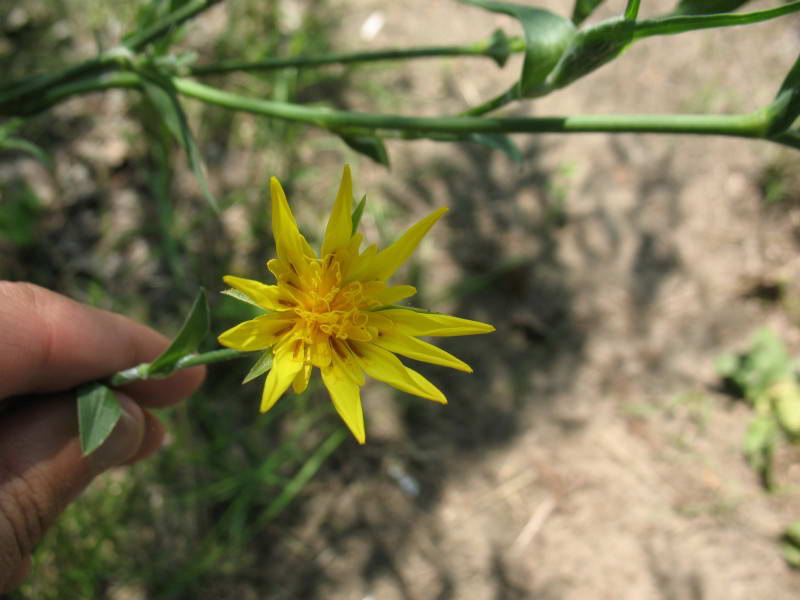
[2,0,800,598]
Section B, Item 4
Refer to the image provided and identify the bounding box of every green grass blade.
[255,428,347,527]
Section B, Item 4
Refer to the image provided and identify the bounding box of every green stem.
[460,85,517,117]
[624,0,641,20]
[2,71,791,148]
[123,0,224,51]
[191,37,525,76]
[173,77,769,139]
[635,0,800,39]
[109,348,246,386]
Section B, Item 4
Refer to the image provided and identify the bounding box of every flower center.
[284,254,373,345]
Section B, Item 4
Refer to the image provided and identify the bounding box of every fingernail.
[87,394,145,474]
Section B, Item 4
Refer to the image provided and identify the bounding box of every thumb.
[0,393,145,592]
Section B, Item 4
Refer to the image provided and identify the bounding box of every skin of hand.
[0,282,206,593]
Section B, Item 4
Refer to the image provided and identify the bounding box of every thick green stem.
[1,71,790,149]
[635,1,800,39]
[191,37,525,76]
[109,348,246,387]
[173,77,768,139]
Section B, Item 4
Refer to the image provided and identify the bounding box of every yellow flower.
[218,165,494,443]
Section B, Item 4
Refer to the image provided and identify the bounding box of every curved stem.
[459,85,518,117]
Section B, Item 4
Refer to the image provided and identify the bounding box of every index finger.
[0,282,205,407]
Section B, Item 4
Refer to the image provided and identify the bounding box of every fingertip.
[122,409,165,465]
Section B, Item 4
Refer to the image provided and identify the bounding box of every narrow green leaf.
[572,0,606,25]
[340,133,390,167]
[149,289,210,375]
[351,194,367,235]
[468,133,522,162]
[138,68,219,210]
[255,428,347,526]
[242,349,274,384]
[221,288,262,308]
[459,0,576,97]
[634,2,800,40]
[545,17,636,92]
[78,383,122,456]
[672,0,751,16]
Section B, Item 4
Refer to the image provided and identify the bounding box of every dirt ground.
[250,2,800,599]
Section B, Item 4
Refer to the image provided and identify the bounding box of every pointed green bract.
[351,194,367,236]
[243,349,274,384]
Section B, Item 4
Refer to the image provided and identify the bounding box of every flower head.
[218,165,494,443]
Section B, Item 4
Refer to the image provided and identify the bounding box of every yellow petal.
[223,275,284,311]
[270,176,316,270]
[351,207,448,282]
[382,309,495,337]
[374,331,473,373]
[261,340,305,412]
[404,367,447,404]
[353,342,446,403]
[372,285,417,305]
[218,314,294,351]
[321,164,353,257]
[292,361,312,394]
[322,361,366,444]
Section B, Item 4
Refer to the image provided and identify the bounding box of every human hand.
[0,282,205,592]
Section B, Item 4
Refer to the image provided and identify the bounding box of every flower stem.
[109,348,247,386]
[1,70,793,150]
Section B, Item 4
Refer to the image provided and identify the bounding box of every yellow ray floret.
[217,165,495,444]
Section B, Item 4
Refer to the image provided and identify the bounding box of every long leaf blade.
[78,383,122,456]
[149,289,210,375]
[139,68,219,210]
